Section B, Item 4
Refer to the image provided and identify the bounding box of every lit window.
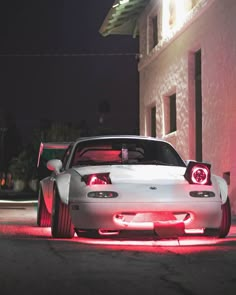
[168,0,176,27]
[162,0,200,37]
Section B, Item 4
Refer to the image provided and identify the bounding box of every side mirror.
[47,159,62,173]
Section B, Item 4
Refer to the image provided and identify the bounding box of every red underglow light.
[1,200,236,255]
[1,223,236,255]
[75,236,219,247]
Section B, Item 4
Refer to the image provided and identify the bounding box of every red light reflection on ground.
[76,236,218,247]
[73,224,236,253]
[74,234,236,254]
[1,223,236,254]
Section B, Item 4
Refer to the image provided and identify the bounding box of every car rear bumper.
[69,201,222,235]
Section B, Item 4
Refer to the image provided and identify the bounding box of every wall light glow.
[162,0,170,37]
[176,1,187,26]
[162,0,191,38]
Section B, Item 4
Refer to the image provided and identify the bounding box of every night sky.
[0,1,139,144]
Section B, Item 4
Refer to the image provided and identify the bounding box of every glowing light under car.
[76,236,219,248]
[1,223,235,253]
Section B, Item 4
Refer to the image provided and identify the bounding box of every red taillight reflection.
[191,165,209,185]
[83,173,111,186]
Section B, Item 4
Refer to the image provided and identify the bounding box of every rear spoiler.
[37,142,71,167]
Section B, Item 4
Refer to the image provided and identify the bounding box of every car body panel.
[69,201,222,230]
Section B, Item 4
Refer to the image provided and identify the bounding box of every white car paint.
[37,135,231,239]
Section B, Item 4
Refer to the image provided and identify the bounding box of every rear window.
[71,138,185,167]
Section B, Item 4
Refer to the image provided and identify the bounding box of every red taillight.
[88,175,107,185]
[83,173,111,186]
[191,165,209,184]
[184,161,211,185]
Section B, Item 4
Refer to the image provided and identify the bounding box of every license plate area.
[154,220,185,238]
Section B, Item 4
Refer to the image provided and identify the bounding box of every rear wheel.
[37,186,51,227]
[204,197,231,238]
[218,197,231,238]
[51,186,74,238]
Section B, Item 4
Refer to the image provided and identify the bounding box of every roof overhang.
[99,0,150,38]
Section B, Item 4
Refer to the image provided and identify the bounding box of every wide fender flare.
[39,177,52,213]
[56,173,71,205]
[212,174,228,204]
[39,179,48,197]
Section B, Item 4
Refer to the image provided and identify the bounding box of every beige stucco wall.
[138,0,236,214]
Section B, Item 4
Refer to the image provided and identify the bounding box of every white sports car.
[37,135,231,239]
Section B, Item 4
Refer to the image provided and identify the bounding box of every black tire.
[218,197,231,238]
[51,186,74,238]
[37,186,51,227]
